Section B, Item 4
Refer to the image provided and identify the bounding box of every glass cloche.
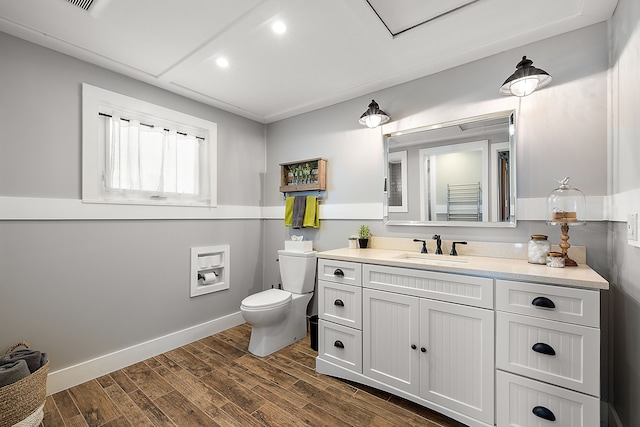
[547,177,586,226]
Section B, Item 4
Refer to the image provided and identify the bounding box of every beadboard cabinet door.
[363,288,420,395]
[419,298,495,425]
[363,287,494,426]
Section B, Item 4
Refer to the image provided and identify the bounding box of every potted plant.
[348,235,358,249]
[358,225,371,249]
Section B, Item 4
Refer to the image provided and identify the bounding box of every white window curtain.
[104,115,201,197]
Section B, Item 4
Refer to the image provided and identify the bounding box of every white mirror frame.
[383,110,517,228]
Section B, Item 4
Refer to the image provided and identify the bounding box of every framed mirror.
[383,110,516,227]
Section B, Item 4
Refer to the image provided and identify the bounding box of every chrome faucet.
[413,239,427,254]
[450,241,467,256]
[432,235,443,255]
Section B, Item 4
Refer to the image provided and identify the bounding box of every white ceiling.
[0,0,618,124]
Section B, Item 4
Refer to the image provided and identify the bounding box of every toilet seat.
[241,289,291,311]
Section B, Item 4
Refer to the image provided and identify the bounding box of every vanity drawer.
[496,371,599,427]
[318,280,362,329]
[495,280,600,327]
[496,312,600,396]
[317,259,362,286]
[318,319,362,373]
[363,264,493,309]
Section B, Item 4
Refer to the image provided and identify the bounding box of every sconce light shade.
[499,56,552,97]
[359,99,390,128]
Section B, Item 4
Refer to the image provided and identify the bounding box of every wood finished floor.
[42,323,466,427]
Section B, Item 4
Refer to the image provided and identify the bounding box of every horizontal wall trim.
[263,202,383,220]
[0,194,626,222]
[46,311,244,395]
[517,195,607,221]
[0,196,262,220]
[609,187,640,222]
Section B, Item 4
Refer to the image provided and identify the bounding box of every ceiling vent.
[367,0,480,37]
[66,0,97,12]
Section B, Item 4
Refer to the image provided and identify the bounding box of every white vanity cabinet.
[495,279,601,427]
[315,249,606,427]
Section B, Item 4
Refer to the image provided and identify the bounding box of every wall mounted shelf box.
[279,158,327,193]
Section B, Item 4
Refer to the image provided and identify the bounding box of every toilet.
[240,249,317,357]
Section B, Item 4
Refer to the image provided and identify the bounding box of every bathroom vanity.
[315,247,608,427]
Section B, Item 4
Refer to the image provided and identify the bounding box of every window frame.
[82,83,217,208]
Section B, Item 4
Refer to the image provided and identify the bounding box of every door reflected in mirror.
[383,110,516,227]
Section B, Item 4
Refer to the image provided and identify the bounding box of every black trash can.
[309,315,319,351]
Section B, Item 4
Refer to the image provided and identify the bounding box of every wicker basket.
[0,343,48,427]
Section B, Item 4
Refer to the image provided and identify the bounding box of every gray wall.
[0,32,266,371]
[609,0,640,425]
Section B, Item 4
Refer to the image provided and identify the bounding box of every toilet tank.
[278,250,317,294]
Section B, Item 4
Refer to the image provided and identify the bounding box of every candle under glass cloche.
[546,177,586,266]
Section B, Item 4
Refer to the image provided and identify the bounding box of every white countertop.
[317,248,609,290]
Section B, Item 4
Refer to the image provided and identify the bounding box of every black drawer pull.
[334,340,344,349]
[334,299,345,307]
[411,344,417,350]
[532,405,556,421]
[532,342,556,356]
[420,347,427,353]
[531,296,556,309]
[333,269,345,277]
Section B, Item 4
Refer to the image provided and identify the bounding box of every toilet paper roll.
[200,272,218,285]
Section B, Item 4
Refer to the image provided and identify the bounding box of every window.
[82,84,217,207]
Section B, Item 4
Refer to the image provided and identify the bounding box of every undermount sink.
[396,253,468,265]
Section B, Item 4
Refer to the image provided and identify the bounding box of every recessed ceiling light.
[216,57,229,68]
[272,21,287,34]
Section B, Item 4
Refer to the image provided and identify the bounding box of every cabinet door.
[420,299,495,425]
[363,288,420,395]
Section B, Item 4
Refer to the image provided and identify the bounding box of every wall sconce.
[359,99,390,128]
[499,56,552,97]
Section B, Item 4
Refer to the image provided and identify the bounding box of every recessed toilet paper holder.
[190,245,230,297]
[197,271,218,281]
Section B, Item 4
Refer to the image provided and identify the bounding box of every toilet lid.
[241,289,291,310]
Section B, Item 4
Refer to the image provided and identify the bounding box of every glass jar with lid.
[547,251,565,268]
[528,234,550,264]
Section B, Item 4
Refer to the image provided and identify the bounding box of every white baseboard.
[46,312,245,395]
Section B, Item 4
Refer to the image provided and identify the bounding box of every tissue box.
[285,240,313,252]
